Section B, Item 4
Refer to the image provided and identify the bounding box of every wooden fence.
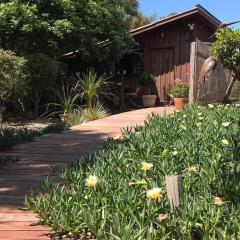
[189,40,232,104]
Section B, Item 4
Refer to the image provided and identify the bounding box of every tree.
[125,12,157,30]
[0,49,28,114]
[0,0,137,61]
[211,28,240,100]
[25,53,59,117]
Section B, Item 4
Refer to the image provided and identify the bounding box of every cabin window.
[131,54,144,75]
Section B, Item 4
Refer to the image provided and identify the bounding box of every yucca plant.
[67,109,86,126]
[82,102,109,121]
[76,70,111,107]
[47,84,81,116]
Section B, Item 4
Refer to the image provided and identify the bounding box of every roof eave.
[131,6,221,37]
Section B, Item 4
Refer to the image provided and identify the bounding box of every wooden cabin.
[61,5,221,104]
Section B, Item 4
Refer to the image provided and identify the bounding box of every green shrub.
[0,49,28,114]
[170,82,190,98]
[211,28,240,79]
[26,104,240,239]
[26,53,59,117]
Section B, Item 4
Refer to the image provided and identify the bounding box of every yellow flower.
[208,104,214,108]
[188,166,200,173]
[86,175,98,188]
[222,122,230,127]
[183,114,187,118]
[141,162,153,172]
[198,117,204,121]
[198,112,202,116]
[222,139,229,145]
[214,197,224,206]
[147,188,161,199]
[113,135,121,140]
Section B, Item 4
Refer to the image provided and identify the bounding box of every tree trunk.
[33,91,39,118]
[223,76,237,103]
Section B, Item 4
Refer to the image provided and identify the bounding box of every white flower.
[147,188,161,199]
[222,122,230,127]
[180,125,187,130]
[172,151,178,156]
[198,117,204,121]
[197,112,202,116]
[196,122,202,127]
[183,114,187,118]
[221,139,229,145]
[208,104,214,108]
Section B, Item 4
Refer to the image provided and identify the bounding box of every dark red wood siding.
[133,15,216,101]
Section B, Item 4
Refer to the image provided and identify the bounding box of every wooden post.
[165,175,183,209]
[120,74,126,111]
[189,42,196,104]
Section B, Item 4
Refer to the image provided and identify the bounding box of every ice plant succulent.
[86,175,98,188]
[147,188,161,200]
[141,162,153,172]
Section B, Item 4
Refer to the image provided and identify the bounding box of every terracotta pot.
[174,98,189,110]
[142,95,156,107]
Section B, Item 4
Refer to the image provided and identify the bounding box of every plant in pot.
[170,80,190,110]
[139,73,156,107]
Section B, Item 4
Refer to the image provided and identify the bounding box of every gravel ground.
[1,119,60,130]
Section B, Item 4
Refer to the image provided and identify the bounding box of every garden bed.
[0,121,68,151]
[26,104,240,239]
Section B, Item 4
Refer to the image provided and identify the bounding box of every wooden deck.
[0,107,174,240]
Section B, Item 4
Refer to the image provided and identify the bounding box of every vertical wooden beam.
[165,175,183,209]
[189,42,196,103]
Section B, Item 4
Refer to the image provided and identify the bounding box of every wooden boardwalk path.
[0,107,174,240]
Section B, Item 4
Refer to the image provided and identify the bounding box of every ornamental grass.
[26,104,240,239]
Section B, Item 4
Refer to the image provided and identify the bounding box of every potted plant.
[139,73,156,107]
[170,81,190,110]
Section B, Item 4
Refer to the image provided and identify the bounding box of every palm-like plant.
[82,101,109,121]
[76,70,111,107]
[47,84,80,116]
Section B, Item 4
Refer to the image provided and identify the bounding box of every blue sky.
[139,0,240,28]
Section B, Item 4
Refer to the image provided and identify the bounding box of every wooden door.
[151,48,175,101]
